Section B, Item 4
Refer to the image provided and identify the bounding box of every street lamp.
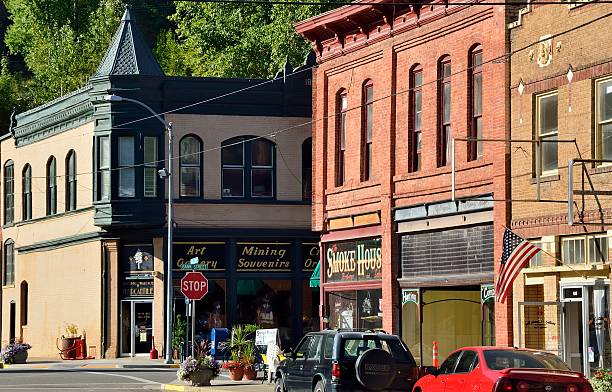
[103,94,175,364]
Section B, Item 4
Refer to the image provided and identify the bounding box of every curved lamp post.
[103,94,175,364]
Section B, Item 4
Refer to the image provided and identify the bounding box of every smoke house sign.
[237,242,291,271]
[174,242,226,271]
[326,238,382,283]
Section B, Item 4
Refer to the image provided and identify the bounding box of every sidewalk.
[161,377,274,392]
[1,356,180,370]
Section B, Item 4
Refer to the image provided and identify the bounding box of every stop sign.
[181,272,208,300]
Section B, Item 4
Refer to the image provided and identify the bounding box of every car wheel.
[274,377,286,392]
[314,380,325,392]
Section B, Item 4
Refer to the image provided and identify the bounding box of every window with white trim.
[536,92,558,174]
[561,234,609,265]
[529,240,543,267]
[596,77,612,162]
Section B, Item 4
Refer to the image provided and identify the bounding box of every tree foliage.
[156,1,341,78]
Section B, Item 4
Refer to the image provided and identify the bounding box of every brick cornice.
[512,208,612,235]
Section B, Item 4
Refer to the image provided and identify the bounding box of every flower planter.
[242,366,257,380]
[191,368,214,386]
[12,350,28,364]
[227,367,244,381]
[60,337,78,359]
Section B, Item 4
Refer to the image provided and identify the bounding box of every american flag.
[495,228,541,303]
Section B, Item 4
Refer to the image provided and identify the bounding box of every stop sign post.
[181,271,208,300]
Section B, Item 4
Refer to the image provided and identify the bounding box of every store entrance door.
[121,300,153,357]
[561,283,611,378]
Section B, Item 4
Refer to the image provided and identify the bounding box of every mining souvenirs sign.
[325,238,382,283]
[236,242,291,271]
[174,242,226,271]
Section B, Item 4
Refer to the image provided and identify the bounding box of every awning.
[309,261,320,288]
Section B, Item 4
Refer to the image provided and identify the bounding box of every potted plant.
[222,359,245,381]
[176,340,220,386]
[59,323,79,359]
[1,342,32,364]
[591,369,612,392]
[241,343,257,380]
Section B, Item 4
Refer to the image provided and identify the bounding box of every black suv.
[274,329,418,392]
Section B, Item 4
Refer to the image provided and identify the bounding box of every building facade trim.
[16,232,103,254]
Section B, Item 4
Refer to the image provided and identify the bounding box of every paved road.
[0,367,177,391]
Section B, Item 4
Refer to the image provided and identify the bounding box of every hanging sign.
[302,243,319,271]
[325,238,382,283]
[481,284,495,303]
[402,289,419,305]
[174,242,226,271]
[236,242,291,271]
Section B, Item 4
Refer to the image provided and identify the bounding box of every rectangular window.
[221,142,244,197]
[588,235,608,263]
[536,92,558,174]
[3,241,13,286]
[144,137,158,198]
[251,140,273,197]
[362,84,374,181]
[469,50,483,161]
[118,136,135,198]
[562,237,586,265]
[438,60,452,167]
[98,137,110,201]
[4,163,13,225]
[596,78,612,162]
[336,93,347,186]
[529,240,543,267]
[410,69,423,172]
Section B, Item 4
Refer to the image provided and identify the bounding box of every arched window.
[302,138,312,201]
[3,239,14,286]
[336,90,348,186]
[468,45,483,161]
[22,164,31,220]
[65,151,76,211]
[180,135,203,197]
[409,64,423,172]
[221,137,275,199]
[361,80,374,181]
[20,281,28,327]
[438,55,452,167]
[46,156,57,215]
[4,160,14,225]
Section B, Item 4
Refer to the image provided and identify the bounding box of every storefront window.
[236,279,292,347]
[302,280,319,334]
[401,289,421,364]
[173,279,227,342]
[588,285,611,374]
[327,289,382,330]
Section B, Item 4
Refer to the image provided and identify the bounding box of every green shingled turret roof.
[94,5,164,77]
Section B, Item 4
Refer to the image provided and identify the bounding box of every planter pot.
[228,367,244,381]
[191,368,214,386]
[243,366,257,380]
[60,337,79,359]
[12,351,28,364]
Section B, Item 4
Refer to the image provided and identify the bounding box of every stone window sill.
[531,174,560,184]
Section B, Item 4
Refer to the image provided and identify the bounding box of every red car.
[413,347,593,392]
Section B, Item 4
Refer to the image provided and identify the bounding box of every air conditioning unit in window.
[222,189,231,196]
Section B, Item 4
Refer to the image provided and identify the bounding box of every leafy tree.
[157,1,343,78]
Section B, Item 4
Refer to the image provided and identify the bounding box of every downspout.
[101,242,108,358]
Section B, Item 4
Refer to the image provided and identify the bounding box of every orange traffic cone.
[432,340,439,367]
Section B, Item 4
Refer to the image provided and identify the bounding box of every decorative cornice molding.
[16,231,103,254]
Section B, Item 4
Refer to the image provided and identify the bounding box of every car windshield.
[341,337,415,364]
[483,350,570,371]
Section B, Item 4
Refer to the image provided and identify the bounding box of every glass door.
[120,300,153,357]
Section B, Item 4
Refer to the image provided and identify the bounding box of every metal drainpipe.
[101,242,107,359]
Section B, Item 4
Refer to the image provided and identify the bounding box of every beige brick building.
[509,2,612,377]
[0,8,316,358]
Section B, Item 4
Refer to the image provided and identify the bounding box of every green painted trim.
[14,86,94,147]
[16,231,103,254]
[15,206,95,227]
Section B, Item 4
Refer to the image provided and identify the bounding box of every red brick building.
[297,0,516,364]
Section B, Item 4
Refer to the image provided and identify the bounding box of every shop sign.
[325,238,382,283]
[174,242,226,271]
[302,243,319,271]
[236,242,291,271]
[402,289,419,305]
[123,280,154,298]
[122,245,154,273]
[481,284,495,303]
